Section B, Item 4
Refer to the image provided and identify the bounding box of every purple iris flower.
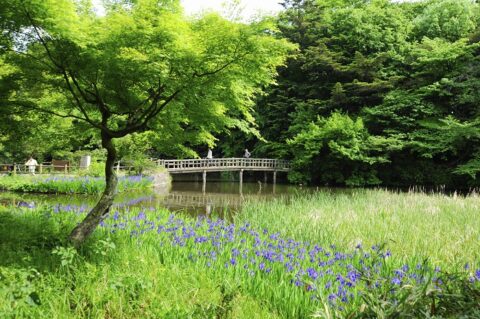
[391,277,401,285]
[307,268,318,280]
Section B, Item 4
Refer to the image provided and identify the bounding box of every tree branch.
[192,48,247,78]
[9,100,94,123]
[110,89,181,138]
[22,7,107,133]
[23,8,62,70]
[7,48,57,72]
[60,70,105,130]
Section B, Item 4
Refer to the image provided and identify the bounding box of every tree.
[3,0,293,245]
[412,0,477,42]
[245,0,480,187]
[287,112,400,186]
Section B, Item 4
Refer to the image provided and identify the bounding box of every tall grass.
[1,189,479,318]
[240,189,480,267]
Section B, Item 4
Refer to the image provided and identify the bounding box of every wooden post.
[273,171,277,194]
[13,163,16,175]
[64,164,68,174]
[39,164,43,174]
[116,162,120,174]
[202,170,207,194]
[239,169,244,194]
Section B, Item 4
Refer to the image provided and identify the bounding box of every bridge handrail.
[153,158,291,170]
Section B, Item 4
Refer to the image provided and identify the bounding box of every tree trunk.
[69,132,118,246]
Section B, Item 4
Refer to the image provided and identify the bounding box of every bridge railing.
[155,158,290,171]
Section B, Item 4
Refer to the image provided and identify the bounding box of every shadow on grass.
[0,209,69,272]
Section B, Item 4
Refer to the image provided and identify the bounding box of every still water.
[0,182,308,218]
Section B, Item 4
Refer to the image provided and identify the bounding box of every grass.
[0,189,479,318]
[0,174,153,194]
[0,208,278,319]
[240,189,480,267]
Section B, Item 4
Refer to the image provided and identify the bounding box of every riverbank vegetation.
[1,190,479,318]
[0,175,153,194]
[3,188,478,318]
[242,189,480,267]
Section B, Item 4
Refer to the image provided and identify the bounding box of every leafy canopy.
[3,0,294,157]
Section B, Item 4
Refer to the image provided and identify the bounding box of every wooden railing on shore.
[154,158,291,173]
[0,163,134,175]
[0,163,73,174]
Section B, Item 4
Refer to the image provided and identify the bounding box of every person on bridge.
[243,149,251,158]
[206,149,213,159]
[25,156,38,175]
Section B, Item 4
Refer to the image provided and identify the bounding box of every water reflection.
[0,182,305,218]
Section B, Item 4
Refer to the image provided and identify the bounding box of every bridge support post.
[202,170,207,194]
[239,169,244,194]
[264,172,268,184]
[273,171,277,194]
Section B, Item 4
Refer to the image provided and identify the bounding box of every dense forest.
[243,0,480,188]
[2,0,480,188]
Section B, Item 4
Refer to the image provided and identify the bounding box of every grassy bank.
[0,175,153,194]
[1,190,479,318]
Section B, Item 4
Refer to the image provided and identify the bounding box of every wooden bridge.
[155,158,290,173]
[155,158,290,193]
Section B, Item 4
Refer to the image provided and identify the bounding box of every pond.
[0,182,309,218]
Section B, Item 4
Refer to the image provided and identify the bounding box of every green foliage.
[0,267,42,311]
[455,154,480,179]
[2,0,480,189]
[412,0,477,42]
[287,112,399,185]
[0,0,295,206]
[243,0,480,187]
[0,208,281,318]
[323,0,410,57]
[1,0,295,242]
[77,160,105,177]
[51,246,79,268]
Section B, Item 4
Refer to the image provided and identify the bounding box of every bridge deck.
[155,158,290,174]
